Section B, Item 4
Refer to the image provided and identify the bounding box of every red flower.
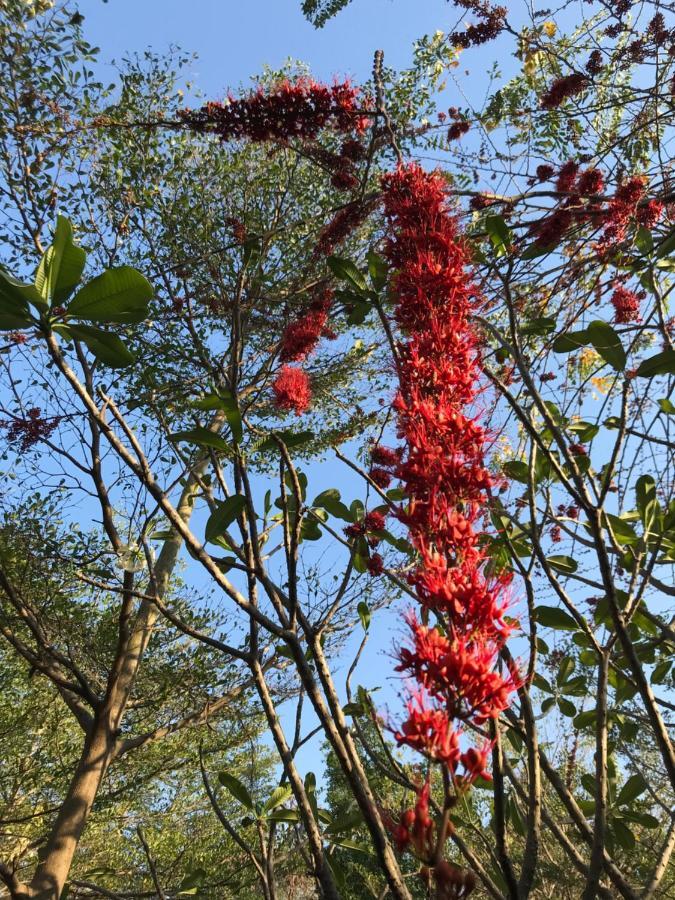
[535,164,555,182]
[367,552,384,576]
[364,510,386,532]
[540,73,589,109]
[179,77,368,144]
[611,284,641,324]
[447,120,470,141]
[272,365,312,415]
[3,408,60,452]
[279,301,331,362]
[369,466,392,488]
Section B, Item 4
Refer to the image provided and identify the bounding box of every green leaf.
[568,421,599,442]
[0,269,39,327]
[655,226,675,258]
[266,807,301,823]
[502,460,529,483]
[366,249,387,290]
[552,329,589,353]
[605,514,640,546]
[635,226,654,255]
[535,605,577,631]
[169,427,232,454]
[616,773,648,806]
[327,256,369,294]
[357,601,370,631]
[257,430,314,453]
[218,772,254,809]
[263,785,293,813]
[205,495,246,544]
[636,349,675,378]
[521,316,556,336]
[192,392,243,443]
[658,398,675,414]
[35,215,86,307]
[573,709,597,730]
[611,818,635,851]
[586,320,626,371]
[546,555,578,574]
[328,837,374,855]
[557,697,576,717]
[313,488,351,521]
[67,266,153,323]
[484,214,512,257]
[55,323,135,368]
[636,475,659,534]
[520,241,555,259]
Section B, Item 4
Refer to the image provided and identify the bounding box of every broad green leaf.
[552,329,589,353]
[266,807,301,823]
[169,427,232,454]
[56,323,135,368]
[655,226,675,258]
[0,269,40,326]
[521,316,556,336]
[263,785,293,813]
[205,495,246,544]
[616,773,648,806]
[35,215,86,307]
[218,772,254,809]
[546,555,578,574]
[366,249,387,290]
[605,514,640,546]
[573,709,597,730]
[327,256,369,294]
[313,488,351,521]
[611,818,635,851]
[535,605,577,631]
[357,600,370,631]
[636,349,675,378]
[502,460,529,483]
[329,838,374,855]
[568,421,599,442]
[586,320,626,371]
[257,430,314,453]
[520,241,555,259]
[622,810,660,829]
[324,810,365,834]
[67,266,152,323]
[192,392,243,443]
[635,226,654,254]
[658,398,675,414]
[557,697,576,717]
[636,475,659,533]
[484,214,512,256]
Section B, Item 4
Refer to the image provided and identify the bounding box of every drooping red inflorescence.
[540,73,589,109]
[179,77,368,144]
[279,293,333,362]
[380,164,518,801]
[272,365,312,415]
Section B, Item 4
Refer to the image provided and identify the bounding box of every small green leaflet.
[546,555,578,574]
[535,605,577,631]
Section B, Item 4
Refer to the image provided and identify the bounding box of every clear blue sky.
[81,0,464,92]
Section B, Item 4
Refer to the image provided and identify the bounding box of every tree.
[1,0,675,898]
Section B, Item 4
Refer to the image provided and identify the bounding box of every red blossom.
[447,120,470,141]
[611,284,642,324]
[279,299,331,362]
[367,552,384,576]
[272,365,312,415]
[369,466,392,488]
[540,73,589,109]
[179,77,368,144]
[535,164,555,182]
[3,408,61,452]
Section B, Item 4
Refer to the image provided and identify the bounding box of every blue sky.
[82,0,464,92]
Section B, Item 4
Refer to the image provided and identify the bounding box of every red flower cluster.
[448,0,507,48]
[315,196,380,257]
[379,164,517,827]
[272,365,312,415]
[540,73,589,109]
[447,120,470,141]
[3,408,60,452]
[611,284,642,324]
[179,77,368,144]
[280,292,333,362]
[531,163,664,251]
